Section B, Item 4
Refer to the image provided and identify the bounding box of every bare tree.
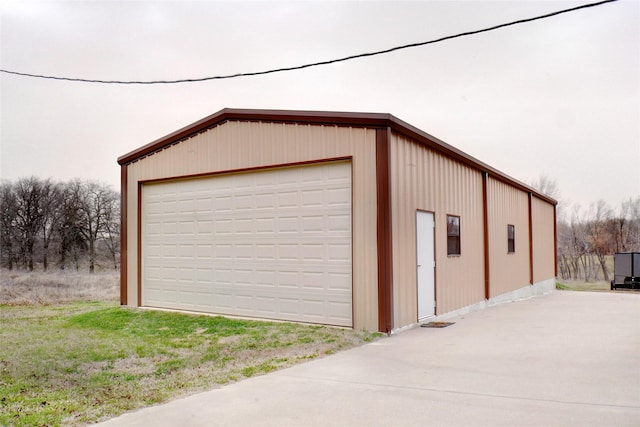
[13,177,45,271]
[0,181,19,269]
[556,220,574,280]
[39,179,62,271]
[100,191,120,270]
[75,181,118,273]
[621,197,640,251]
[530,174,561,200]
[570,206,592,281]
[585,200,613,282]
[57,181,86,270]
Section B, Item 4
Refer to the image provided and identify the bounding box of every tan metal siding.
[125,121,378,330]
[390,133,485,327]
[125,168,140,309]
[532,196,556,283]
[486,177,531,296]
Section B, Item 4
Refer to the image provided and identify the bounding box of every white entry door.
[416,211,435,320]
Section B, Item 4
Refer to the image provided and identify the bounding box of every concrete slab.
[96,291,640,426]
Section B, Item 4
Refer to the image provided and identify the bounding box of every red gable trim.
[117,108,556,206]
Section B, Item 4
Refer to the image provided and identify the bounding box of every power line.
[0,0,618,85]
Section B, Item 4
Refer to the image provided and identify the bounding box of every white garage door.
[141,161,353,326]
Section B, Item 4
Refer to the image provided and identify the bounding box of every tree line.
[0,177,119,273]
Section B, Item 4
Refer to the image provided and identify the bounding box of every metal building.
[118,109,557,333]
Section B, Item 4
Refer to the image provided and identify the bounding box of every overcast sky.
[1,0,638,215]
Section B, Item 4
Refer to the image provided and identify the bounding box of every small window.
[447,215,461,256]
[507,224,515,253]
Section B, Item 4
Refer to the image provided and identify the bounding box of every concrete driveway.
[97,291,640,427]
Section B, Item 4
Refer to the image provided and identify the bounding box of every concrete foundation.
[394,277,556,334]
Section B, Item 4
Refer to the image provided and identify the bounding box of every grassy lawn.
[556,280,640,293]
[555,280,611,291]
[554,278,627,292]
[0,273,381,426]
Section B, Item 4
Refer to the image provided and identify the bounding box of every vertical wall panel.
[390,133,485,327]
[126,121,378,330]
[486,177,531,296]
[124,168,135,308]
[532,196,556,282]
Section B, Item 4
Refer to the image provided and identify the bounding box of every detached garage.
[118,109,557,333]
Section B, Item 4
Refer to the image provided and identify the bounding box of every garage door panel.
[328,187,351,204]
[328,214,351,232]
[302,215,324,232]
[145,280,352,323]
[255,194,276,209]
[142,162,353,327]
[277,216,299,233]
[277,191,298,208]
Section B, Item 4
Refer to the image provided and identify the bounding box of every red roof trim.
[117,108,557,205]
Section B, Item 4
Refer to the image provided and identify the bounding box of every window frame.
[446,215,461,256]
[507,224,515,254]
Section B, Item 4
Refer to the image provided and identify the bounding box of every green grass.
[555,280,610,292]
[0,302,381,426]
[555,282,572,290]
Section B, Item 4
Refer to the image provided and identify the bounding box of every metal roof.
[117,108,556,205]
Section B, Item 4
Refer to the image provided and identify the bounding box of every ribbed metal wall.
[486,176,531,296]
[125,121,379,330]
[390,133,485,326]
[532,196,556,283]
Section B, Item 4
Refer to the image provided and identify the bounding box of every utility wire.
[0,0,618,85]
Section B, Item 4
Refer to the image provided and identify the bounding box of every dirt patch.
[420,321,455,328]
